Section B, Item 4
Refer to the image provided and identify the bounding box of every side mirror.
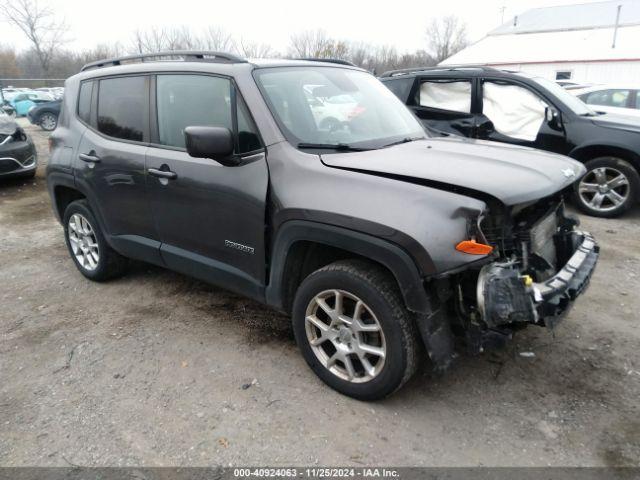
[184,126,237,166]
[545,107,562,130]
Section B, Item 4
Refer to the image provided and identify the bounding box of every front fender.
[266,220,433,314]
[569,141,640,172]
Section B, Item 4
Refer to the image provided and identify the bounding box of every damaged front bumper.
[0,134,37,178]
[477,230,599,329]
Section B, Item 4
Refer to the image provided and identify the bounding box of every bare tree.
[348,42,373,69]
[425,15,468,64]
[201,26,236,52]
[288,29,349,58]
[0,0,67,74]
[237,38,274,58]
[75,43,123,66]
[0,45,21,78]
[289,29,325,57]
[131,26,197,54]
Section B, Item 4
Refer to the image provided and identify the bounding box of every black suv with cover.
[380,66,640,218]
[47,52,598,399]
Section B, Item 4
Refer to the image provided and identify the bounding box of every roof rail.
[81,50,247,72]
[296,58,357,67]
[379,65,501,77]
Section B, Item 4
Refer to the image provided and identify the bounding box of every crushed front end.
[0,116,37,178]
[442,195,599,356]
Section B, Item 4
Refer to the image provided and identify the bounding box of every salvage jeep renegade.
[47,52,599,400]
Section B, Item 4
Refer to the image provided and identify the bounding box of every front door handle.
[79,152,101,163]
[148,168,177,180]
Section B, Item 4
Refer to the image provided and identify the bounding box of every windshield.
[254,67,426,149]
[532,77,596,116]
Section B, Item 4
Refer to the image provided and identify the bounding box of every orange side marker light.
[455,239,493,255]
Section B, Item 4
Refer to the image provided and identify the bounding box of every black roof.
[379,65,507,78]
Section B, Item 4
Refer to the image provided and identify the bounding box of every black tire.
[573,157,640,218]
[292,259,420,400]
[38,112,58,131]
[62,199,128,281]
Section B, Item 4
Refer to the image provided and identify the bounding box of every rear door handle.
[148,168,177,180]
[79,153,101,163]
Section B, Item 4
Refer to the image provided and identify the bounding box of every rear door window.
[418,80,472,113]
[97,76,148,142]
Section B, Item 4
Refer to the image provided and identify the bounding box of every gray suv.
[46,51,599,399]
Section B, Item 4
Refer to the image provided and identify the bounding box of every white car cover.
[482,82,547,142]
[419,81,471,113]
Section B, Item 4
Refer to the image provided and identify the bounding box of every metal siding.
[489,61,640,83]
[491,0,640,35]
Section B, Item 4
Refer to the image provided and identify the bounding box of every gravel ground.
[1,122,639,467]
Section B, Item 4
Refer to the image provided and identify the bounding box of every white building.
[441,0,640,84]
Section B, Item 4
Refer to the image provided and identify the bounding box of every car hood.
[590,112,640,133]
[0,114,18,136]
[320,137,585,205]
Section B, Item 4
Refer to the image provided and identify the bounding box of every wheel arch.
[569,143,640,172]
[52,184,85,221]
[48,174,110,235]
[266,220,432,315]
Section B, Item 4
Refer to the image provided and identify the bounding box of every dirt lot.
[1,122,639,467]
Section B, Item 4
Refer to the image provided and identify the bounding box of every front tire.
[63,200,128,281]
[292,260,420,400]
[574,157,639,218]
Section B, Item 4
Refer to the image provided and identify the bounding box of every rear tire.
[63,200,128,281]
[573,157,639,218]
[292,259,420,400]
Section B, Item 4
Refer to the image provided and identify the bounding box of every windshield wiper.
[297,142,369,152]
[381,136,423,148]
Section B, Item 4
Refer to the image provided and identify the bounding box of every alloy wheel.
[68,213,100,271]
[40,113,57,131]
[304,289,386,383]
[578,166,630,213]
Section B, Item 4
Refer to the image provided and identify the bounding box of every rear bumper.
[477,230,599,328]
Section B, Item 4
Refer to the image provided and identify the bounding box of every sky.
[2,0,608,54]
